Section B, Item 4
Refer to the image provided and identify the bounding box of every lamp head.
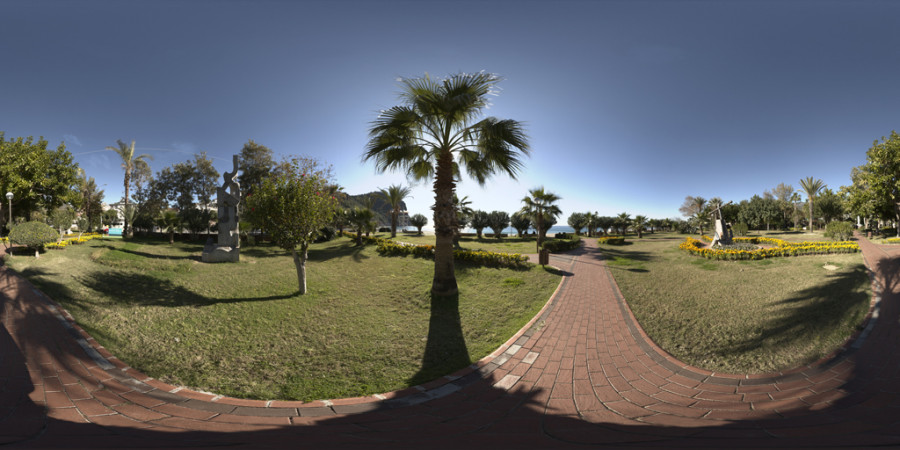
[5,192,12,201]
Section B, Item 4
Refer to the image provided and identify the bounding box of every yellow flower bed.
[597,236,625,245]
[886,237,900,244]
[682,236,859,260]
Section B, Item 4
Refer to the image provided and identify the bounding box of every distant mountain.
[342,192,407,226]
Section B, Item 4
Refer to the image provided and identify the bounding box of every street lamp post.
[5,192,12,225]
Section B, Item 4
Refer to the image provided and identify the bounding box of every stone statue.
[709,200,733,248]
[202,155,241,263]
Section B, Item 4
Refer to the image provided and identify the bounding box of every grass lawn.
[598,235,871,374]
[7,236,561,401]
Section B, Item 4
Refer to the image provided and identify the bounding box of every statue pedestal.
[202,241,240,263]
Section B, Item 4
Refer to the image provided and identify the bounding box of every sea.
[458,225,575,235]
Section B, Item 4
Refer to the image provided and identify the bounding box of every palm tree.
[520,187,562,252]
[616,212,632,236]
[156,209,180,244]
[633,215,647,238]
[347,207,374,246]
[364,72,529,296]
[409,213,428,235]
[799,176,825,231]
[379,184,412,238]
[107,140,152,238]
[452,194,473,248]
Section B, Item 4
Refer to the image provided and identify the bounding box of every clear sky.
[2,0,898,225]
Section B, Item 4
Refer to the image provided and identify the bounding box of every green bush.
[825,221,854,241]
[732,222,749,237]
[598,236,625,245]
[375,240,528,268]
[9,221,58,253]
[542,235,581,252]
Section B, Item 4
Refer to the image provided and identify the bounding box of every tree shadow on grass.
[69,270,300,307]
[723,264,870,360]
[95,244,201,262]
[407,292,471,387]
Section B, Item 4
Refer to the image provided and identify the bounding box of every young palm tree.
[364,72,529,295]
[156,209,180,244]
[799,176,826,231]
[520,187,562,252]
[107,140,152,238]
[409,213,428,235]
[452,194,473,248]
[347,207,374,246]
[633,215,647,238]
[616,212,632,236]
[379,184,412,238]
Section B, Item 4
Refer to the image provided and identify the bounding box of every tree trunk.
[536,215,544,253]
[476,229,482,239]
[391,210,398,238]
[432,150,458,296]
[292,245,308,295]
[123,170,130,238]
[168,230,174,244]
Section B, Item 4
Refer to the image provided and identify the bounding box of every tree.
[155,209,180,244]
[244,157,340,294]
[738,195,780,230]
[0,133,80,224]
[470,210,490,239]
[567,212,588,235]
[616,212,631,236]
[75,171,104,232]
[180,207,214,240]
[510,211,531,237]
[585,212,599,236]
[102,209,119,227]
[364,72,529,296]
[596,216,616,236]
[75,216,89,239]
[799,176,826,231]
[107,140,152,238]
[379,184,412,238]
[452,194,473,248]
[238,139,275,202]
[49,206,76,243]
[346,207,375,246]
[858,132,900,236]
[679,196,708,235]
[772,183,795,228]
[816,188,845,225]
[410,213,428,235]
[633,215,647,238]
[843,165,878,231]
[152,153,219,211]
[487,211,510,239]
[520,187,561,252]
[9,221,58,257]
[825,221,854,241]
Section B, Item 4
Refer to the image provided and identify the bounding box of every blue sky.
[2,0,898,224]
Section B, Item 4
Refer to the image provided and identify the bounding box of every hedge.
[542,235,582,252]
[597,236,626,245]
[375,240,529,268]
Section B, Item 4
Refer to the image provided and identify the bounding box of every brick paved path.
[1,237,898,448]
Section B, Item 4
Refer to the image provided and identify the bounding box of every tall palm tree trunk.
[808,201,813,231]
[535,214,544,253]
[391,210,398,238]
[432,151,458,296]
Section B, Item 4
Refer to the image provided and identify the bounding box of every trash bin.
[539,249,550,265]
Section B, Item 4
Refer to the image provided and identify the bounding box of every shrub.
[732,223,749,237]
[598,236,625,245]
[375,240,528,268]
[9,221,59,255]
[543,235,581,252]
[824,221,854,241]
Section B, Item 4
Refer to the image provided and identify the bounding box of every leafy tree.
[179,207,214,240]
[772,183,796,228]
[75,171,104,232]
[470,210,490,239]
[107,140,152,238]
[487,210,510,239]
[738,195,780,230]
[9,221,58,257]
[799,176,826,231]
[379,184,412,238]
[155,209,180,244]
[102,209,119,228]
[633,215,647,238]
[815,188,845,225]
[49,206,75,243]
[857,132,900,236]
[520,187,561,251]
[75,216,89,239]
[0,133,80,223]
[152,153,220,211]
[244,157,340,294]
[332,209,349,235]
[842,165,878,231]
[238,139,275,202]
[541,215,557,237]
[510,211,531,237]
[364,72,529,296]
[567,212,588,235]
[596,216,616,236]
[584,212,598,236]
[732,222,749,236]
[122,204,136,236]
[409,213,428,235]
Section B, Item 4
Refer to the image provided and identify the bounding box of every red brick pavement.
[1,236,898,448]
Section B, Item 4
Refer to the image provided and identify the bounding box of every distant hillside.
[342,192,407,226]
